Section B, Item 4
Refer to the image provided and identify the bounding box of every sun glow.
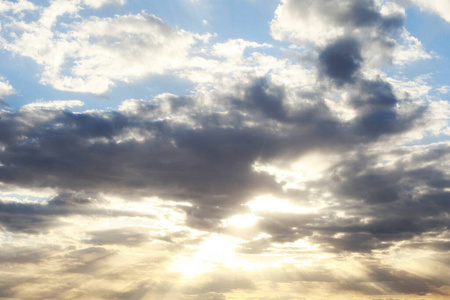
[170,234,241,278]
[246,196,323,214]
[226,214,260,228]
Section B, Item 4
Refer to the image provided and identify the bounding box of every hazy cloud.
[0,1,448,299]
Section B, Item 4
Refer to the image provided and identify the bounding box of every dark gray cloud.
[0,192,155,234]
[319,38,362,85]
[232,78,287,121]
[213,142,449,254]
[271,0,405,52]
[350,80,398,110]
[0,75,438,243]
[0,244,60,264]
[0,71,443,269]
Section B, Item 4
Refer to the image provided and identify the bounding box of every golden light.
[226,214,260,228]
[246,196,323,214]
[170,234,241,278]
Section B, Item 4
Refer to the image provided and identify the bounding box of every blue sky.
[0,1,450,299]
[1,0,287,111]
[1,0,449,111]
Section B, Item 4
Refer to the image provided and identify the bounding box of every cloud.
[0,77,14,104]
[84,227,152,247]
[318,38,362,85]
[83,0,125,9]
[0,192,155,233]
[21,100,84,110]
[0,1,449,299]
[0,0,37,13]
[270,0,429,67]
[0,244,60,264]
[0,75,442,256]
[437,85,450,94]
[1,4,202,94]
[270,0,403,45]
[412,0,450,23]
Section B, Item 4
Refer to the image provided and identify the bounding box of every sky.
[0,0,450,299]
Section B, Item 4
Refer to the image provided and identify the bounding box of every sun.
[226,214,260,228]
[170,234,241,278]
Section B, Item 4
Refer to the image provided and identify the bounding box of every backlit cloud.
[0,0,449,299]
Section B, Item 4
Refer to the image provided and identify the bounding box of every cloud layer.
[0,0,449,299]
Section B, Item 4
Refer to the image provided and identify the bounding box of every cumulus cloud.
[0,77,14,104]
[270,0,429,67]
[0,0,37,13]
[412,0,450,23]
[0,3,202,94]
[270,0,403,45]
[0,1,449,299]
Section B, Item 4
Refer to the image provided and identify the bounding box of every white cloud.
[0,77,14,99]
[83,0,125,9]
[385,74,432,99]
[0,0,37,13]
[270,0,431,68]
[0,1,316,97]
[270,0,346,46]
[437,86,450,94]
[270,0,405,46]
[21,100,84,110]
[392,30,432,64]
[1,4,202,95]
[412,0,450,22]
[69,14,196,81]
[212,39,272,62]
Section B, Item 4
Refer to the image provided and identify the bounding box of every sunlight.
[226,214,260,228]
[170,234,241,278]
[252,153,340,192]
[246,196,322,214]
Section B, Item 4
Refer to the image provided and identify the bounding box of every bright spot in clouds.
[246,196,323,214]
[226,214,260,228]
[171,234,241,278]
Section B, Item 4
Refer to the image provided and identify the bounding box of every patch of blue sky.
[0,49,45,109]
[114,0,286,47]
[405,133,450,147]
[0,0,286,112]
[0,192,51,204]
[401,6,450,99]
[0,50,90,111]
[200,0,280,42]
[0,3,40,23]
[394,7,450,146]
